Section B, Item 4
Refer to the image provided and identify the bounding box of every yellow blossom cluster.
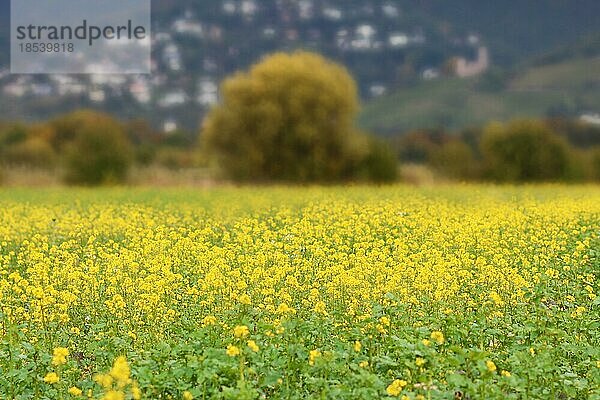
[0,185,598,398]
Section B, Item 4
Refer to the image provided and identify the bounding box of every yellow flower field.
[0,185,598,399]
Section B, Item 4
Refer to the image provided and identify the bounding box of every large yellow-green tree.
[202,51,370,182]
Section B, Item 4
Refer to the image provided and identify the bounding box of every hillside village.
[0,0,486,133]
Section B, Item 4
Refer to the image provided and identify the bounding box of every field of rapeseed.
[0,185,598,400]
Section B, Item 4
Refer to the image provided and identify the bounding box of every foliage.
[58,111,133,185]
[428,140,479,180]
[0,123,28,156]
[480,120,570,182]
[357,138,399,183]
[591,147,600,180]
[0,186,599,399]
[359,57,600,134]
[2,137,57,168]
[203,51,368,182]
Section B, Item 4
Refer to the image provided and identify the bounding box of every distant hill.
[2,0,598,68]
[413,0,600,65]
[358,55,600,134]
[0,0,599,132]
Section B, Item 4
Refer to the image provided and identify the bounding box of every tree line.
[1,51,598,185]
[395,118,600,183]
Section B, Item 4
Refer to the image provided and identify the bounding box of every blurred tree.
[546,117,600,148]
[591,147,600,181]
[57,111,133,185]
[0,123,28,152]
[202,51,369,182]
[480,119,570,182]
[357,137,399,183]
[125,119,160,166]
[3,137,56,168]
[429,140,480,180]
[394,129,450,164]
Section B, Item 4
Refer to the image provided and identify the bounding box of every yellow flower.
[226,344,240,357]
[233,325,250,338]
[415,357,426,367]
[501,370,511,377]
[183,391,194,400]
[103,390,125,400]
[353,340,362,352]
[68,386,83,396]
[489,291,503,305]
[379,316,390,326]
[386,379,407,396]
[430,331,444,345]
[52,347,69,366]
[43,372,60,384]
[486,360,497,373]
[309,350,321,366]
[109,357,131,387]
[359,361,369,368]
[313,301,327,315]
[202,315,217,326]
[238,294,251,305]
[94,373,113,388]
[276,303,295,314]
[422,339,431,346]
[132,383,142,400]
[247,340,259,352]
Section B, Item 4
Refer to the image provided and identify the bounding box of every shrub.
[480,120,570,182]
[429,140,480,180]
[0,123,28,155]
[59,111,133,185]
[358,138,399,183]
[202,51,367,182]
[3,137,57,168]
[591,147,600,181]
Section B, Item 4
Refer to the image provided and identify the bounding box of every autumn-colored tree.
[480,119,570,182]
[55,111,133,185]
[3,137,56,168]
[202,51,369,182]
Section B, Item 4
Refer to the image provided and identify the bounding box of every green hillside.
[359,57,600,134]
[415,0,600,65]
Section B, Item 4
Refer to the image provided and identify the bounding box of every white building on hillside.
[455,47,490,78]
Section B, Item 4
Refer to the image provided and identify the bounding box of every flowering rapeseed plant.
[0,185,598,399]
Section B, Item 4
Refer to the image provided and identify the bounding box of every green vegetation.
[59,111,133,185]
[480,120,570,182]
[359,57,600,134]
[0,186,598,399]
[391,118,600,183]
[203,51,396,183]
[418,1,600,64]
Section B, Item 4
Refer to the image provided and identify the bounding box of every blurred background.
[0,0,599,185]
